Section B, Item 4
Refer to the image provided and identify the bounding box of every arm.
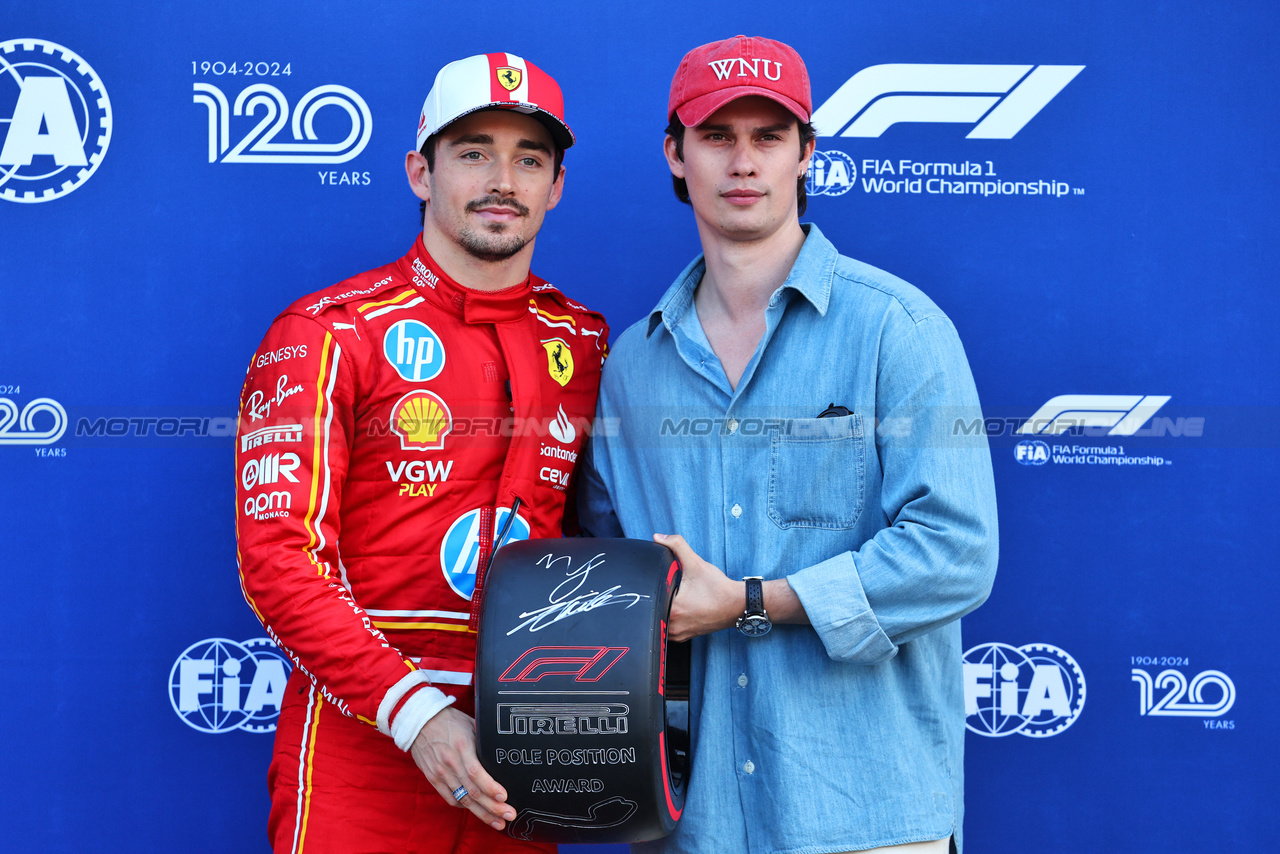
[236,313,513,828]
[236,314,449,734]
[785,313,999,664]
[659,314,998,656]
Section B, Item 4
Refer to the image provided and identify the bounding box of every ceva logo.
[0,39,112,202]
[812,64,1083,139]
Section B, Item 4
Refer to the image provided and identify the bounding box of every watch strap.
[744,576,765,616]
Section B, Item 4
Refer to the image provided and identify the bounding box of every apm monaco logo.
[169,637,292,734]
[964,642,1085,738]
[807,63,1085,200]
[0,39,112,203]
[440,507,531,600]
[0,395,68,444]
[192,81,371,164]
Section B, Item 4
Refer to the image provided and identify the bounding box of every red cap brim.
[674,86,810,128]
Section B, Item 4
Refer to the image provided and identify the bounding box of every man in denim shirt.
[578,36,998,854]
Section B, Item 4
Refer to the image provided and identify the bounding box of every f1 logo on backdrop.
[192,81,371,163]
[1018,395,1171,436]
[169,637,292,733]
[0,39,112,203]
[964,642,1085,738]
[812,64,1083,138]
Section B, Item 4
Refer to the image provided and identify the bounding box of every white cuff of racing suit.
[376,670,455,751]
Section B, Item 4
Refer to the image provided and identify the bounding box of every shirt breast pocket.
[767,415,865,530]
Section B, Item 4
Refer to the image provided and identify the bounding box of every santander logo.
[548,405,576,444]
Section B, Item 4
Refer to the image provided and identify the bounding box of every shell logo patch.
[496,66,522,92]
[391,390,453,450]
[542,338,574,387]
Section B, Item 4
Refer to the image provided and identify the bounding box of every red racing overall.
[235,237,607,853]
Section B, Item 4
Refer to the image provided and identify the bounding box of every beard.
[458,195,531,262]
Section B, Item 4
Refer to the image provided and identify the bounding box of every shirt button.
[731,504,742,518]
[726,419,739,434]
[743,760,755,774]
[738,674,748,687]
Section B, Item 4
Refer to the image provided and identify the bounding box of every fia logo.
[169,638,291,733]
[0,39,112,203]
[0,395,67,445]
[806,149,857,198]
[440,507,531,600]
[192,82,371,164]
[1014,439,1050,465]
[383,320,445,382]
[1018,395,1170,436]
[812,64,1083,139]
[1132,668,1235,718]
[963,642,1085,737]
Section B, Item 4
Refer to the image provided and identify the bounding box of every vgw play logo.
[169,637,292,733]
[0,39,111,202]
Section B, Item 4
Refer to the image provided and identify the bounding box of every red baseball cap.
[417,52,574,151]
[668,35,812,127]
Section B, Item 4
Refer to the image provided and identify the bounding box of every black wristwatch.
[735,576,772,637]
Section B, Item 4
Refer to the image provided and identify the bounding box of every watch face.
[738,616,772,637]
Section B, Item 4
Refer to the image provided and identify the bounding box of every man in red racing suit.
[234,53,607,854]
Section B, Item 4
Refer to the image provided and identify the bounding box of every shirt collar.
[646,223,836,339]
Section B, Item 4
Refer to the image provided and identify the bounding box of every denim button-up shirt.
[579,224,999,854]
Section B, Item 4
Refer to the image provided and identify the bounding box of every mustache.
[466,195,529,217]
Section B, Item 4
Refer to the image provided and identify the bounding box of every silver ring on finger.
[452,785,468,802]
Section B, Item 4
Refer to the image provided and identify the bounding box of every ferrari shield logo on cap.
[496,66,522,91]
[541,338,574,386]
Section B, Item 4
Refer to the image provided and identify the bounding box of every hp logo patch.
[384,319,445,382]
[169,637,292,734]
[0,39,112,203]
[806,149,856,197]
[963,642,1085,738]
[440,507,531,600]
[1015,439,1050,466]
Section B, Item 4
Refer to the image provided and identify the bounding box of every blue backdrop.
[2,1,1276,851]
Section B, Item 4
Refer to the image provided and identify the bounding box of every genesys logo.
[1131,659,1236,727]
[192,78,371,165]
[0,395,67,445]
[169,637,291,733]
[807,63,1085,200]
[964,642,1085,738]
[0,39,112,203]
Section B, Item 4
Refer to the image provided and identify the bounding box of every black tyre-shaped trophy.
[475,538,690,843]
